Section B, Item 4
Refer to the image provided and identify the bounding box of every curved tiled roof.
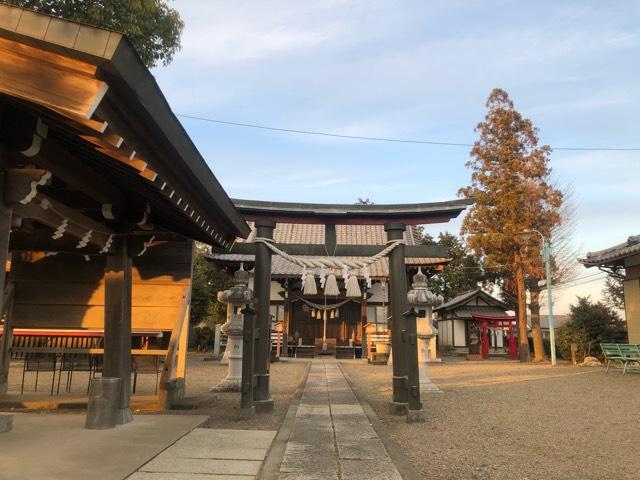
[579,234,640,267]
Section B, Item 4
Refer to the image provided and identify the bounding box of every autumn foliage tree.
[460,88,563,362]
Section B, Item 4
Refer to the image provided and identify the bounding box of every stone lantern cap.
[217,266,253,306]
[407,267,443,308]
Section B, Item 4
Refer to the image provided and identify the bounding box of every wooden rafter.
[0,37,107,119]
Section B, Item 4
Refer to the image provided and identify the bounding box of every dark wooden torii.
[215,199,472,418]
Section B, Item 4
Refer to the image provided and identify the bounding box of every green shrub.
[555,296,626,362]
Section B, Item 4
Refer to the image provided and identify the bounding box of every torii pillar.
[253,219,275,412]
[385,223,409,414]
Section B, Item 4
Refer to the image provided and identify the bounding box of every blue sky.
[153,0,640,313]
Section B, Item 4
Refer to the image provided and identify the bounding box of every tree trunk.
[515,263,530,363]
[529,280,546,362]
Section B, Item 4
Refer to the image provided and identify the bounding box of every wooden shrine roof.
[434,289,510,319]
[0,5,249,250]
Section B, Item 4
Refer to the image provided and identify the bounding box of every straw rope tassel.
[345,274,361,298]
[303,270,318,295]
[324,273,340,296]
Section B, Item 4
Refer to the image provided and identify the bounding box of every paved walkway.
[0,413,207,480]
[277,360,402,480]
[131,428,277,480]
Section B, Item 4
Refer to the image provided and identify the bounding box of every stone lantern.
[407,268,443,393]
[210,266,253,392]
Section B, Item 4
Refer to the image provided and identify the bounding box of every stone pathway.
[277,360,402,480]
[130,428,276,480]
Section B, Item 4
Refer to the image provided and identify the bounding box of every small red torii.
[470,313,518,360]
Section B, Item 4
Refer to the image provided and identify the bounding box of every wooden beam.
[242,213,458,226]
[9,230,107,254]
[214,242,449,259]
[79,134,158,181]
[6,137,124,215]
[12,195,115,252]
[0,37,107,119]
[4,168,51,205]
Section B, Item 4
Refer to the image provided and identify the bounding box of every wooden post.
[282,297,290,357]
[103,236,133,424]
[158,289,190,409]
[253,219,275,412]
[0,284,15,395]
[359,294,367,347]
[176,304,190,380]
[0,170,12,395]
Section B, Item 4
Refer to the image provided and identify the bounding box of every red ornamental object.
[470,313,518,360]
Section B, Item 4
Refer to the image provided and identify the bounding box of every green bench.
[600,343,640,374]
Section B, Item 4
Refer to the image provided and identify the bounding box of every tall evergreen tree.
[422,232,488,301]
[7,0,184,67]
[602,274,625,310]
[460,88,563,362]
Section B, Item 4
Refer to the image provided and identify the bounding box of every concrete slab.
[0,413,207,480]
[336,438,389,460]
[340,459,404,480]
[273,360,403,480]
[140,457,262,476]
[134,425,276,479]
[129,474,254,480]
[158,444,269,460]
[175,428,275,449]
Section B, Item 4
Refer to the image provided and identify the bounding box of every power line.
[553,274,608,291]
[176,113,640,152]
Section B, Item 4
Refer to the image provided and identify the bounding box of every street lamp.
[523,229,557,365]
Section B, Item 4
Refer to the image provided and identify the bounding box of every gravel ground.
[5,353,310,430]
[341,358,640,480]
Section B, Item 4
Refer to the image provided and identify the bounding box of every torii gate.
[470,313,518,360]
[211,198,471,421]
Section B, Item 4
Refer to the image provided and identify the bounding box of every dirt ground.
[173,353,309,430]
[341,358,640,480]
[4,353,310,430]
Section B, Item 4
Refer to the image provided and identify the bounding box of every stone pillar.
[417,316,442,393]
[428,336,439,362]
[212,324,222,358]
[103,236,133,425]
[385,223,409,414]
[253,220,275,412]
[211,267,253,392]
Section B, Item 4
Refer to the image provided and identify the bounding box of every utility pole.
[542,240,557,365]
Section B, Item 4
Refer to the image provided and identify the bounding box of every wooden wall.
[9,240,192,331]
[624,259,640,343]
